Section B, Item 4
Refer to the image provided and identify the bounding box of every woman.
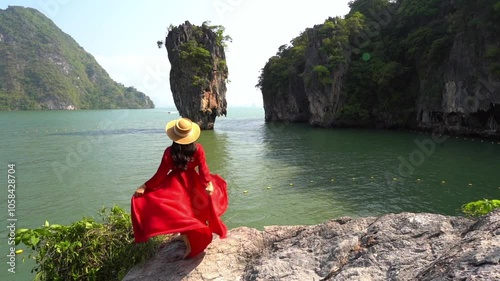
[131,117,228,258]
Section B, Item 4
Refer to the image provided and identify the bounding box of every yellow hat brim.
[165,119,201,144]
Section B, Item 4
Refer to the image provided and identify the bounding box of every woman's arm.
[135,148,172,196]
[197,144,214,195]
[134,183,146,197]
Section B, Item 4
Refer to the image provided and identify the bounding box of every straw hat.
[165,117,201,144]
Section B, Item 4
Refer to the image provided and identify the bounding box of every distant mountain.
[0,6,154,110]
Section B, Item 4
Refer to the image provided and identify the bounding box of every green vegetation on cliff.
[163,20,229,129]
[0,6,154,110]
[462,199,500,217]
[159,21,231,89]
[257,0,500,128]
[16,206,164,281]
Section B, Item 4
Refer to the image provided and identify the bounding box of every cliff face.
[258,0,500,138]
[417,12,500,137]
[0,6,154,110]
[123,210,500,280]
[165,21,228,130]
[302,23,352,127]
[261,60,309,123]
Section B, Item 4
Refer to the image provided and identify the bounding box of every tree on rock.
[164,21,230,130]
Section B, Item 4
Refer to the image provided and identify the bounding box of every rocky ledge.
[123,210,500,280]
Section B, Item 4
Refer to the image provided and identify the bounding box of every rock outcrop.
[165,21,228,130]
[262,22,352,127]
[258,0,500,138]
[417,21,500,138]
[302,23,352,127]
[122,210,500,280]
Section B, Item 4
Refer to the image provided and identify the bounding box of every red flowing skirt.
[131,170,228,258]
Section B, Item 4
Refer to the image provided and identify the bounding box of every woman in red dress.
[131,117,228,258]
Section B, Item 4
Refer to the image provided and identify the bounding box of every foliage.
[180,39,212,73]
[15,206,165,281]
[169,21,230,90]
[338,103,370,121]
[255,0,500,127]
[218,59,227,71]
[202,21,233,48]
[461,199,500,217]
[179,39,213,89]
[0,6,154,110]
[256,30,308,100]
[258,0,491,125]
[399,0,440,18]
[192,75,208,88]
[313,65,333,85]
[485,46,500,76]
[425,36,453,63]
[348,0,394,17]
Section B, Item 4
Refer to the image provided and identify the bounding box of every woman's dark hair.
[170,142,197,170]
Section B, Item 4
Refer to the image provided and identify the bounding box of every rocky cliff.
[417,1,500,137]
[258,0,500,138]
[165,21,228,130]
[123,210,500,280]
[0,6,154,110]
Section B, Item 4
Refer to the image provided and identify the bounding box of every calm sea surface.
[1,107,499,279]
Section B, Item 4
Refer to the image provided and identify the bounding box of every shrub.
[16,206,165,281]
[313,65,333,85]
[461,199,500,217]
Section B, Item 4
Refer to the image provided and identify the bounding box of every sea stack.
[165,21,229,130]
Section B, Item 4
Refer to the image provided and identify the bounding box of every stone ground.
[123,210,500,281]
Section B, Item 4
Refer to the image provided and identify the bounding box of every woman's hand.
[134,184,146,197]
[205,182,214,196]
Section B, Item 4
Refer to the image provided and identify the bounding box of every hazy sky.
[1,0,351,107]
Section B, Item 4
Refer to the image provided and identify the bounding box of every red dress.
[131,143,228,258]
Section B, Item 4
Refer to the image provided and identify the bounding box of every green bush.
[16,206,165,281]
[179,39,212,74]
[313,65,333,85]
[461,199,500,217]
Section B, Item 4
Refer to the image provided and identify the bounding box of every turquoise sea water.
[1,106,499,280]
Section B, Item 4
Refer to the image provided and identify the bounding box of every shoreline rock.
[123,210,499,280]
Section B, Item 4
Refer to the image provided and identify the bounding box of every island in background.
[0,6,154,110]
